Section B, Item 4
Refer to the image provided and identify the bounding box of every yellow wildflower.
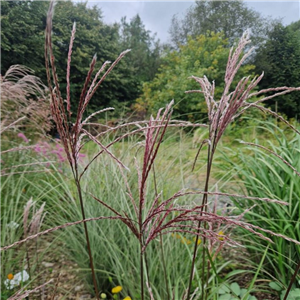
[193,237,201,245]
[7,274,14,280]
[218,230,225,241]
[181,237,192,245]
[123,297,132,300]
[112,286,122,294]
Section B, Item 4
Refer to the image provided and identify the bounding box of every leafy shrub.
[269,281,300,300]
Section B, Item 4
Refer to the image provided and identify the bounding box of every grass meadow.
[1,2,300,300]
[2,118,300,300]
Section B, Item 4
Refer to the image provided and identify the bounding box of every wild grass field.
[2,117,300,300]
[1,2,300,300]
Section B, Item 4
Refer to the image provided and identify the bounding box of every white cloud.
[246,1,299,25]
[85,1,300,43]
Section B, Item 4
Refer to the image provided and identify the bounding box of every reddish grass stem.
[186,139,215,299]
[283,258,300,299]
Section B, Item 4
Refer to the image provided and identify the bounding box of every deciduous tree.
[135,32,255,121]
[119,14,162,83]
[169,0,277,49]
[1,0,139,114]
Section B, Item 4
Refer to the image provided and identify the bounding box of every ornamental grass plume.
[45,1,129,175]
[0,66,53,176]
[0,64,51,135]
[89,101,236,299]
[187,31,300,160]
[0,66,55,176]
[45,1,131,298]
[185,31,300,299]
[22,198,46,277]
[90,100,300,300]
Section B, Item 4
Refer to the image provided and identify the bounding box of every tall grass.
[220,122,300,288]
[0,64,51,137]
[2,2,300,299]
[185,32,300,299]
[1,172,27,284]
[0,154,61,298]
[49,132,235,299]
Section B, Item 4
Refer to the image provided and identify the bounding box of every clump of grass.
[44,1,134,297]
[1,64,51,137]
[220,122,300,287]
[44,2,205,298]
[185,30,300,299]
[0,156,59,298]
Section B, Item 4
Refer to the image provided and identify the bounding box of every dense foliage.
[221,122,300,287]
[1,0,299,119]
[1,0,160,114]
[135,32,255,121]
[254,21,300,118]
[169,0,277,48]
[119,14,162,83]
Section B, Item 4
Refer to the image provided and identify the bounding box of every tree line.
[1,0,299,120]
[1,0,162,117]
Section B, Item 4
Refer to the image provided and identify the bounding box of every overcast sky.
[85,1,300,43]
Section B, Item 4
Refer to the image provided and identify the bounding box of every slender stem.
[139,188,145,300]
[201,236,207,300]
[153,164,170,300]
[201,172,211,300]
[35,237,39,275]
[141,227,151,295]
[187,142,214,299]
[140,242,145,300]
[144,244,151,284]
[160,234,170,299]
[75,177,100,300]
[283,260,300,300]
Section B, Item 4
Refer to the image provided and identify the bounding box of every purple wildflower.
[17,133,29,143]
[34,144,41,153]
